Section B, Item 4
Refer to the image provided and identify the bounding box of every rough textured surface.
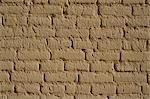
[0,0,150,99]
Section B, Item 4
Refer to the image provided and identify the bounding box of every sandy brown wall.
[0,0,150,99]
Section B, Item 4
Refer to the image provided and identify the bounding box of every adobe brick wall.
[0,0,150,99]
